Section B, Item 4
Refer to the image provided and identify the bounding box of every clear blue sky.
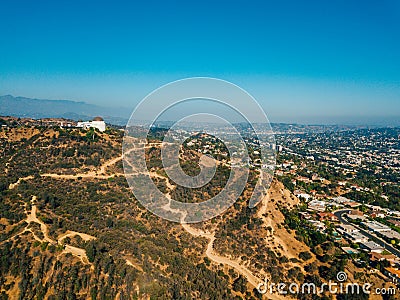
[1,0,399,124]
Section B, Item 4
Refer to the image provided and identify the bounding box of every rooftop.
[360,241,384,251]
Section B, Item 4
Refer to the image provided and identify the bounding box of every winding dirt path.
[41,154,124,179]
[154,167,272,294]
[6,154,147,268]
[25,196,53,244]
[124,147,278,294]
[3,179,96,266]
[40,146,145,180]
[9,176,34,190]
[181,223,263,287]
[8,149,284,297]
[22,196,95,265]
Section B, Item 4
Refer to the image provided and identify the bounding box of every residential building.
[362,221,391,233]
[360,241,384,253]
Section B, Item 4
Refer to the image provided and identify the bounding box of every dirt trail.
[6,151,143,269]
[181,221,286,299]
[182,223,261,287]
[2,192,95,266]
[9,176,34,190]
[41,173,117,180]
[25,196,53,244]
[155,168,280,296]
[41,154,124,179]
[40,146,144,180]
[124,147,279,295]
[125,259,143,272]
[24,196,95,265]
[7,149,285,297]
[63,245,91,264]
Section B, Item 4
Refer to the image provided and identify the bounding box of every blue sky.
[1,0,399,124]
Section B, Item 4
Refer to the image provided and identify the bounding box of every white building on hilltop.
[77,116,106,132]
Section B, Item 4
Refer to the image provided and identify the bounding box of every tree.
[85,241,97,263]
[232,275,247,294]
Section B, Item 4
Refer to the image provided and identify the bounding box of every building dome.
[93,116,104,121]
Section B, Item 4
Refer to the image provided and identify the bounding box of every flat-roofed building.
[332,196,351,204]
[77,116,106,132]
[337,224,359,234]
[362,221,391,233]
[308,200,326,212]
[347,214,367,222]
[379,230,400,241]
[346,232,368,243]
[360,241,384,253]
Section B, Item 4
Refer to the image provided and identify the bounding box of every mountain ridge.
[0,94,130,125]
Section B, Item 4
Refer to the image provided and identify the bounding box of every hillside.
[0,125,391,299]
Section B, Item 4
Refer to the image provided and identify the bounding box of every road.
[334,210,400,257]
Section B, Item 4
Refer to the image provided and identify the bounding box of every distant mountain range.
[0,95,131,125]
[1,95,398,129]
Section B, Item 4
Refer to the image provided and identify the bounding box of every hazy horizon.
[1,93,399,127]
